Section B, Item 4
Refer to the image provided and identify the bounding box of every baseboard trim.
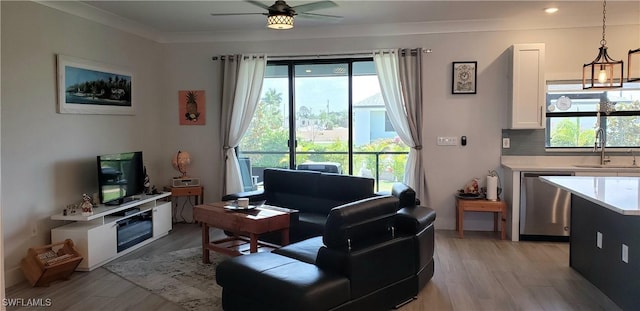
[5,266,25,288]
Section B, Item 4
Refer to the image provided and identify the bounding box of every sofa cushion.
[323,196,399,250]
[217,252,350,311]
[273,236,323,264]
[317,173,375,202]
[263,168,320,198]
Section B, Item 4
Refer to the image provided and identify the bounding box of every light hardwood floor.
[6,224,621,311]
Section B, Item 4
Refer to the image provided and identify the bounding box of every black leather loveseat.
[222,168,417,243]
[216,194,436,310]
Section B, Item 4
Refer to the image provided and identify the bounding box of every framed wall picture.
[179,90,206,125]
[452,61,477,94]
[57,55,134,115]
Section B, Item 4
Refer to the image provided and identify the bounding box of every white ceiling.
[39,1,640,43]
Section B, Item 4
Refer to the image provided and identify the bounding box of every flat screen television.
[97,151,145,205]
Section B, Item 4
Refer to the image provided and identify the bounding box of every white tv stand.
[50,192,172,271]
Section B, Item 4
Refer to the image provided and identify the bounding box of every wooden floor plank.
[6,226,622,311]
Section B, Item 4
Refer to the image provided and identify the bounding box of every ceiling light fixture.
[629,49,640,82]
[544,7,559,14]
[582,0,623,89]
[267,13,294,29]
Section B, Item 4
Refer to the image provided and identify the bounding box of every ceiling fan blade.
[210,12,266,16]
[246,0,271,10]
[292,1,337,13]
[298,12,343,20]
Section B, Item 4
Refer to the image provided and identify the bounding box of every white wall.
[1,2,163,286]
[1,0,638,289]
[161,24,638,234]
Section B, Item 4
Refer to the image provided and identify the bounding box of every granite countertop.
[540,176,640,216]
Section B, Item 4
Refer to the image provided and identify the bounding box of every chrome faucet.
[594,128,610,165]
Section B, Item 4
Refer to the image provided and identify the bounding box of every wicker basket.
[21,239,83,287]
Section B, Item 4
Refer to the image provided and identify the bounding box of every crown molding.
[36,0,162,42]
[36,1,638,44]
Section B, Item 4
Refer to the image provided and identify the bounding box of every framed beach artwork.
[57,55,134,115]
[179,90,206,125]
[452,61,477,94]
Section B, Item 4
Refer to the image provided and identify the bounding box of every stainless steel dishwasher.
[520,172,573,241]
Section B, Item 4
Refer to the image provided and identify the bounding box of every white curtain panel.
[374,49,426,202]
[220,55,266,195]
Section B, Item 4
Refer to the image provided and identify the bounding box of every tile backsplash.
[501,129,596,156]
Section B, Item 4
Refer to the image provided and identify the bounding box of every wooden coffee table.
[193,201,293,262]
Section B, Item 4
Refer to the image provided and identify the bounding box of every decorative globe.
[172,151,191,178]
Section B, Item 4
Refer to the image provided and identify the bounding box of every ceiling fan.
[210,0,343,30]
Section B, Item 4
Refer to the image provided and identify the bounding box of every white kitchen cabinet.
[50,193,171,271]
[508,43,546,129]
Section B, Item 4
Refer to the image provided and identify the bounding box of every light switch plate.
[622,244,629,263]
[437,137,457,146]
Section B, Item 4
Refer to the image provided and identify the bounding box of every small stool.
[456,197,507,240]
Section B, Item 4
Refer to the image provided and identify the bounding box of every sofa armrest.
[221,189,266,202]
[395,205,436,234]
[376,183,420,207]
[392,182,419,207]
[316,246,346,275]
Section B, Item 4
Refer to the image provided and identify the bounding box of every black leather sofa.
[216,194,436,311]
[222,168,417,243]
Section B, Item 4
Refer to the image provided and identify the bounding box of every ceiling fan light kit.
[211,0,340,30]
[267,14,294,29]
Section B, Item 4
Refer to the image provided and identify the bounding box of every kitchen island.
[540,176,640,310]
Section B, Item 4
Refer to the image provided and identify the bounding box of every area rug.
[103,247,227,311]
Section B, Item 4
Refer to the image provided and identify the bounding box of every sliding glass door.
[239,59,408,191]
[294,62,350,173]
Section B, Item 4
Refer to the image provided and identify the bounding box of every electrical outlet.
[502,138,511,148]
[622,244,629,263]
[597,232,603,249]
[31,222,37,237]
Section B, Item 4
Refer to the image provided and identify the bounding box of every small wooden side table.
[165,186,204,223]
[456,197,507,240]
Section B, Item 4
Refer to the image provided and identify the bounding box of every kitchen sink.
[573,164,640,169]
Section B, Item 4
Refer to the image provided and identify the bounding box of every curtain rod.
[211,48,432,61]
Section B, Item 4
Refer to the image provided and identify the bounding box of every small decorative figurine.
[80,193,93,216]
[463,178,480,194]
[143,166,151,194]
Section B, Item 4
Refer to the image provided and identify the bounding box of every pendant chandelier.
[582,0,624,89]
[629,48,640,82]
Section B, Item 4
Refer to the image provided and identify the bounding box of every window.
[238,59,409,191]
[545,82,640,149]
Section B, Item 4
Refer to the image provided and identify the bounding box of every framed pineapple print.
[452,61,477,94]
[179,90,205,125]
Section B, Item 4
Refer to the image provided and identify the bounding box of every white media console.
[50,192,172,271]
